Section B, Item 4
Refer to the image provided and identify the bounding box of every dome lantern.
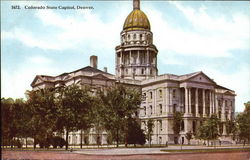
[133,0,140,10]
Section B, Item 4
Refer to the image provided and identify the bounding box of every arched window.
[150,92,153,99]
[159,90,162,98]
[133,34,136,40]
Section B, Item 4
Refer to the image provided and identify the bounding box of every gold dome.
[123,9,151,31]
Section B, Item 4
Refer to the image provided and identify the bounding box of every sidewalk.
[73,145,249,155]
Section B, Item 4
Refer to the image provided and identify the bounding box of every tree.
[89,93,105,148]
[127,118,146,146]
[26,88,58,149]
[197,114,220,146]
[172,111,183,144]
[55,85,92,150]
[185,131,192,145]
[225,120,237,140]
[98,84,141,147]
[146,119,154,147]
[236,104,250,145]
[1,98,15,148]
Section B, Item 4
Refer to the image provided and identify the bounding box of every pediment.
[224,90,235,96]
[31,76,43,87]
[185,72,216,85]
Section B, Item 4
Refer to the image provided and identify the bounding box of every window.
[159,104,162,114]
[128,34,130,40]
[159,137,162,144]
[150,69,152,75]
[150,105,153,115]
[133,34,136,40]
[181,121,184,131]
[133,68,136,73]
[142,92,146,101]
[126,69,128,74]
[141,68,144,75]
[159,120,162,131]
[173,89,176,98]
[140,34,142,40]
[219,111,221,119]
[159,90,162,98]
[193,121,196,133]
[173,104,177,113]
[144,106,146,116]
[218,100,221,106]
[150,92,153,99]
[135,111,138,117]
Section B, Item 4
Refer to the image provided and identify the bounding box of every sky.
[1,0,250,112]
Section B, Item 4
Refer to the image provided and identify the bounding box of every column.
[228,100,232,120]
[146,50,149,65]
[185,88,188,114]
[154,89,157,115]
[222,123,227,135]
[163,88,166,114]
[129,50,132,64]
[222,99,225,121]
[166,88,169,113]
[195,88,199,117]
[209,90,213,115]
[119,52,122,65]
[202,89,206,117]
[136,50,140,64]
[169,88,172,113]
[215,94,219,116]
[188,88,192,114]
[212,91,215,114]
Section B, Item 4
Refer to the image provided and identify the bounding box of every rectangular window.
[150,105,153,115]
[159,104,162,114]
[173,89,176,98]
[159,120,162,131]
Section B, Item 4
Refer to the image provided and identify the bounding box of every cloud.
[1,63,59,99]
[28,56,52,65]
[144,2,250,58]
[1,4,131,53]
[195,64,250,112]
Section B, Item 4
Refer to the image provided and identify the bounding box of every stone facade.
[31,0,236,145]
